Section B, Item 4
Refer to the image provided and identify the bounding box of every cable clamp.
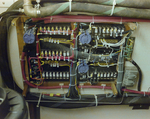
[37,93,42,107]
[94,95,98,107]
[110,0,116,16]
[70,74,77,77]
[69,0,72,12]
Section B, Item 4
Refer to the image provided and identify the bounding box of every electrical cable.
[130,60,142,91]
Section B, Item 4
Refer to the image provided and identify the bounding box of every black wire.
[130,60,142,91]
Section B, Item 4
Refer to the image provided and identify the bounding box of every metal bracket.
[130,104,149,110]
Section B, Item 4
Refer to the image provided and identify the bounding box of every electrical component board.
[21,17,139,100]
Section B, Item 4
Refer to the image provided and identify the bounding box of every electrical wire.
[130,60,142,91]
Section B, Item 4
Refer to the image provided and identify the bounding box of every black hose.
[130,60,142,91]
[0,10,20,18]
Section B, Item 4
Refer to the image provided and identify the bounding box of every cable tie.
[50,16,53,23]
[69,0,72,12]
[71,47,77,50]
[64,93,66,101]
[120,17,123,24]
[102,86,105,90]
[70,74,77,77]
[37,93,42,107]
[118,62,124,64]
[126,93,128,97]
[72,61,77,63]
[118,71,123,73]
[79,95,81,100]
[69,84,76,87]
[110,0,116,16]
[94,95,98,107]
[20,59,25,61]
[36,41,39,43]
[92,16,95,24]
[144,92,146,97]
[117,82,122,84]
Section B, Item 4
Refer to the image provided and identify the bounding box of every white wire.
[101,34,127,47]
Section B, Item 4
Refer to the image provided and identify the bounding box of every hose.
[40,0,150,9]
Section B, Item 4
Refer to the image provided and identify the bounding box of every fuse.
[54,40,56,43]
[57,63,59,68]
[49,38,51,42]
[102,27,106,33]
[44,26,46,31]
[99,27,102,35]
[51,27,54,31]
[42,72,45,78]
[45,50,47,57]
[55,26,58,31]
[97,73,100,79]
[59,27,62,34]
[104,73,106,77]
[48,26,50,31]
[56,51,58,56]
[63,72,66,79]
[63,51,66,57]
[95,27,98,34]
[40,26,42,31]
[60,51,62,56]
[49,72,52,79]
[52,51,55,56]
[60,72,62,79]
[110,27,113,36]
[101,72,103,78]
[114,27,117,33]
[106,27,109,33]
[53,72,55,78]
[107,72,110,77]
[63,26,66,35]
[41,51,44,57]
[51,39,53,43]
[46,72,49,79]
[56,72,59,79]
[49,51,51,56]
[67,72,69,79]
[67,51,69,57]
[57,40,59,44]
[111,72,113,77]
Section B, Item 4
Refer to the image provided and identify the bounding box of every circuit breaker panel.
[23,20,133,88]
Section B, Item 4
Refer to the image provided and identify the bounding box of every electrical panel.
[23,20,136,89]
